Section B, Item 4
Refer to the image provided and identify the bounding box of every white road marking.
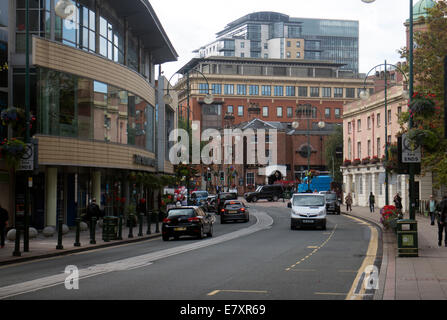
[0,209,273,300]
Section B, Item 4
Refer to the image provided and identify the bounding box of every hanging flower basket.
[408,128,439,152]
[409,92,436,118]
[0,138,27,169]
[0,107,36,136]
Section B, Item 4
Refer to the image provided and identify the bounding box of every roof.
[407,0,437,22]
[107,0,178,64]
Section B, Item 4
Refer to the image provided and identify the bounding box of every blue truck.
[298,175,332,193]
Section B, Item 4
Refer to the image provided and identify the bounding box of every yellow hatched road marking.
[207,289,268,296]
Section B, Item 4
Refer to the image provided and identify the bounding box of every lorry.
[298,175,332,193]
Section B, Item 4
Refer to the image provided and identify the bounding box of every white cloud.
[150,0,411,79]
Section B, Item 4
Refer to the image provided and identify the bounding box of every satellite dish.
[55,0,76,19]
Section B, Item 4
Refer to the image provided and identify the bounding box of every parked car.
[162,206,213,241]
[190,191,209,206]
[244,184,284,202]
[319,191,341,215]
[288,193,327,230]
[220,200,250,224]
[216,192,238,214]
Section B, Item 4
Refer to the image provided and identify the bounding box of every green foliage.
[323,125,343,184]
[398,1,447,187]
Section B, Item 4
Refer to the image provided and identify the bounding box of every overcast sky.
[150,0,411,80]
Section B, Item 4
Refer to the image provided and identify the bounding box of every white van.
[288,194,327,230]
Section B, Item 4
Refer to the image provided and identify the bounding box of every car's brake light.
[240,208,245,212]
[163,218,171,223]
[188,217,200,222]
[221,209,225,213]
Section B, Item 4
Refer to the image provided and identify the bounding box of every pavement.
[1,202,447,300]
[0,220,162,266]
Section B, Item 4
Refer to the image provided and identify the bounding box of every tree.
[398,1,447,188]
[324,125,343,184]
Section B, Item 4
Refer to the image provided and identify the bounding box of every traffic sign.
[401,133,421,164]
[18,143,34,171]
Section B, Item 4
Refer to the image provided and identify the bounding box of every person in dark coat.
[0,203,9,248]
[369,192,376,213]
[86,198,102,221]
[437,196,447,247]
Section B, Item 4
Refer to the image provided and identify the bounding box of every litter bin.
[102,216,119,242]
[397,219,418,257]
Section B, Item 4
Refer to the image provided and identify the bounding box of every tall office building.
[194,11,359,74]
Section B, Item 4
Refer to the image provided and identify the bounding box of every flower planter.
[370,157,379,164]
[408,128,439,152]
[352,159,360,166]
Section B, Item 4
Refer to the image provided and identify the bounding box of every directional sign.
[401,133,421,164]
[18,143,34,171]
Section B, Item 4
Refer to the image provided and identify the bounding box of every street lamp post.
[163,68,214,198]
[292,104,326,192]
[361,0,415,219]
[359,61,409,206]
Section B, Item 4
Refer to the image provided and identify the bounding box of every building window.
[212,84,222,95]
[241,53,245,58]
[298,86,308,97]
[262,85,271,96]
[377,137,381,158]
[277,107,283,118]
[388,110,392,124]
[357,142,361,159]
[398,106,402,116]
[274,86,284,96]
[334,88,343,98]
[322,87,331,98]
[224,84,234,95]
[286,52,291,58]
[348,122,352,134]
[296,41,301,48]
[286,86,295,97]
[287,107,293,118]
[249,85,259,95]
[367,116,371,130]
[241,42,245,48]
[346,88,355,98]
[264,53,268,58]
[348,139,352,160]
[368,140,371,157]
[325,108,331,119]
[238,106,244,116]
[388,135,391,144]
[199,83,209,94]
[247,172,255,186]
[335,108,341,119]
[264,43,268,49]
[296,52,301,58]
[377,113,381,127]
[357,119,361,131]
[227,105,234,114]
[310,87,320,97]
[237,84,247,95]
[262,106,269,117]
[287,41,291,47]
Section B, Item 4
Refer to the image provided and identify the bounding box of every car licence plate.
[229,210,237,214]
[302,220,314,224]
[174,227,186,231]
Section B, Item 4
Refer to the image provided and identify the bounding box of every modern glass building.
[194,11,359,74]
[0,0,178,230]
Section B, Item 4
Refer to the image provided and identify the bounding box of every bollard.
[56,216,64,250]
[138,213,144,237]
[146,210,152,235]
[128,215,134,238]
[12,227,21,257]
[74,217,81,247]
[90,217,97,244]
[117,215,123,240]
[155,210,160,234]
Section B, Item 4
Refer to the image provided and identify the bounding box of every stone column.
[352,175,357,206]
[362,173,367,207]
[45,167,58,227]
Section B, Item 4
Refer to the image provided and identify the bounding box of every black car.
[162,206,213,241]
[319,191,341,215]
[216,192,238,214]
[244,185,284,202]
[220,200,250,224]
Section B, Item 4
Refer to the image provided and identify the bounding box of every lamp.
[359,89,370,100]
[204,94,214,105]
[55,0,76,19]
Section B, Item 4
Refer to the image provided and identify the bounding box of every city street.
[0,201,379,300]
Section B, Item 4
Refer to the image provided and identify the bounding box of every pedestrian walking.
[0,203,9,248]
[437,195,447,247]
[345,193,353,212]
[394,193,403,217]
[369,192,375,213]
[426,195,438,226]
[86,198,103,221]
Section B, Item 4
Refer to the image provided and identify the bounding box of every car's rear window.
[225,202,242,209]
[325,194,337,200]
[167,208,195,217]
[219,193,237,200]
[292,195,325,207]
[194,192,208,198]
